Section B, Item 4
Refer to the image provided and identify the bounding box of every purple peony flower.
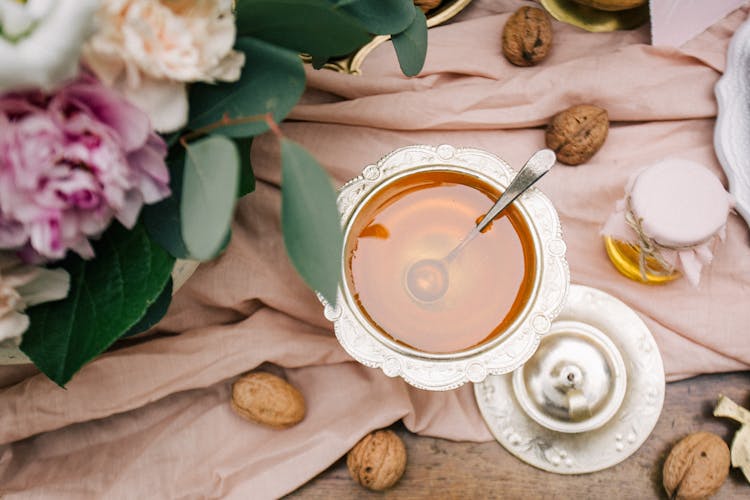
[0,74,170,262]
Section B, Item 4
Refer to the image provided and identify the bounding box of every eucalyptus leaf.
[235,0,372,61]
[392,6,428,77]
[188,37,305,137]
[333,0,415,35]
[280,139,342,305]
[142,146,189,258]
[20,223,174,386]
[122,278,173,337]
[311,53,329,70]
[234,137,256,198]
[181,135,240,260]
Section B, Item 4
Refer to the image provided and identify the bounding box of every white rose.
[0,253,70,345]
[0,0,99,93]
[83,0,246,133]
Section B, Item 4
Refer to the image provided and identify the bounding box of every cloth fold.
[1,1,749,497]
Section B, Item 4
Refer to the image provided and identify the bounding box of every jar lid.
[630,159,731,248]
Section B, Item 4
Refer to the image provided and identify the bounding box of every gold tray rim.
[305,0,474,75]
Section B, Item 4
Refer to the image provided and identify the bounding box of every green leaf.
[181,135,240,260]
[188,37,305,137]
[280,138,342,305]
[234,137,256,198]
[332,0,415,34]
[311,53,329,69]
[20,223,174,386]
[392,6,427,77]
[122,278,172,337]
[142,146,190,258]
[235,0,372,61]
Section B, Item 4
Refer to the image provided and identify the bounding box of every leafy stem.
[179,112,282,148]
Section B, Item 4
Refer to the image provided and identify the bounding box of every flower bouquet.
[0,0,427,385]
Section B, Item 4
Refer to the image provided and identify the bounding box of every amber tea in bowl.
[322,145,569,391]
[346,170,537,354]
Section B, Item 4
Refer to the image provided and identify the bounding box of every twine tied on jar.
[622,196,683,280]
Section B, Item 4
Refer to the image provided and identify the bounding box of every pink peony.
[0,74,170,262]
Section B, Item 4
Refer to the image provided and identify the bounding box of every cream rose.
[0,253,70,346]
[83,0,245,132]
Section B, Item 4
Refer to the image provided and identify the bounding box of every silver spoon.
[405,149,557,303]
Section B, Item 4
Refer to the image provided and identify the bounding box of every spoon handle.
[443,149,556,264]
[475,148,557,233]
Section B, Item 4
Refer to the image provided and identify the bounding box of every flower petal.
[57,79,151,152]
[15,266,70,306]
[121,77,188,133]
[209,50,246,83]
[0,310,29,342]
[127,135,171,203]
[0,0,99,93]
[115,190,143,229]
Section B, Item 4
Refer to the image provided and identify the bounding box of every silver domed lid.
[513,320,627,433]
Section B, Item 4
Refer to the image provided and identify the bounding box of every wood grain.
[288,371,750,498]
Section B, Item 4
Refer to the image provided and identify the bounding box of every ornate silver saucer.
[320,144,569,391]
[474,284,665,474]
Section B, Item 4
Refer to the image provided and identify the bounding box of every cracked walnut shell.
[231,372,305,428]
[347,430,407,491]
[502,7,553,67]
[714,395,750,484]
[663,432,730,500]
[545,104,609,165]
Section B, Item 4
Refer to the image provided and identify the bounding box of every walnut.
[545,104,609,165]
[502,7,553,67]
[663,432,730,500]
[347,430,407,491]
[414,0,441,13]
[230,372,305,428]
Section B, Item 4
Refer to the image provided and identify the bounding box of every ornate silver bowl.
[320,144,570,391]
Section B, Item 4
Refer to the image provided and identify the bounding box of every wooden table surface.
[289,371,750,498]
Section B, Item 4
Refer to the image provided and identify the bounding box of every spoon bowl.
[405,258,449,303]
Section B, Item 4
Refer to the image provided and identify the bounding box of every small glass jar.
[601,159,733,286]
[603,236,680,284]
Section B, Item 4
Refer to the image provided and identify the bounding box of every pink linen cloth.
[2,1,750,497]
[650,0,746,47]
